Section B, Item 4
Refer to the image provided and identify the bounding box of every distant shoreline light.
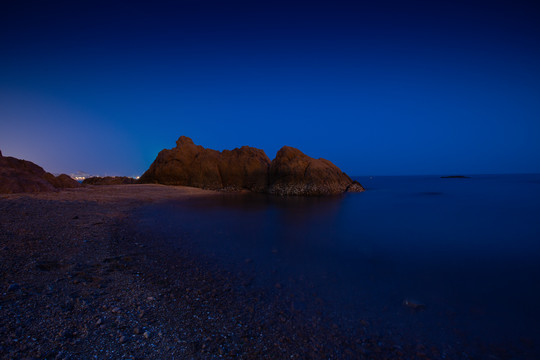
[69,175,141,181]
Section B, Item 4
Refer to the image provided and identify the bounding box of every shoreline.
[0,184,220,204]
[0,185,529,359]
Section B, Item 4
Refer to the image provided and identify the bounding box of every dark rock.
[140,137,364,196]
[60,329,76,339]
[45,173,81,188]
[7,283,20,292]
[346,180,365,192]
[82,176,137,185]
[0,152,81,193]
[36,260,62,271]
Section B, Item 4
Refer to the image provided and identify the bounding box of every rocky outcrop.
[83,176,138,185]
[139,136,271,192]
[0,151,81,194]
[268,146,364,196]
[44,173,82,189]
[140,137,364,196]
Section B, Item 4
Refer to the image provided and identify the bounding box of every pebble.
[143,331,150,339]
[119,335,127,343]
[7,283,20,292]
[60,329,75,339]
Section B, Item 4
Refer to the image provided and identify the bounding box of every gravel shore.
[0,185,491,359]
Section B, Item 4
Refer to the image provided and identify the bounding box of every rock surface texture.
[268,146,364,196]
[139,136,271,192]
[140,137,364,196]
[83,176,138,185]
[0,151,81,194]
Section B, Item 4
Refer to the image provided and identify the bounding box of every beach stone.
[60,329,75,339]
[7,283,20,292]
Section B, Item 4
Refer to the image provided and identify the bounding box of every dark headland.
[0,150,80,194]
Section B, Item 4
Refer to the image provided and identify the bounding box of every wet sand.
[0,184,503,359]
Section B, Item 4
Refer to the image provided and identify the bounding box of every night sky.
[1,0,539,176]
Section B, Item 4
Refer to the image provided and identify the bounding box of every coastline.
[0,184,525,359]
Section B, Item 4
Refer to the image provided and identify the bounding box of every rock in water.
[139,136,271,192]
[268,146,364,196]
[140,137,365,196]
[0,150,81,194]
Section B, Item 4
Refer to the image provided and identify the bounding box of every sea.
[133,174,540,358]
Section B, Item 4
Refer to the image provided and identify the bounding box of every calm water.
[135,174,540,358]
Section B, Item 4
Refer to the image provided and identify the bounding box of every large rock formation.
[140,136,271,192]
[140,137,364,196]
[0,151,81,194]
[268,146,364,196]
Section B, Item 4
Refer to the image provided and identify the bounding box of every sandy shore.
[1,185,460,359]
[1,184,219,204]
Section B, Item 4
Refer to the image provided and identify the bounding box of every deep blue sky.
[1,0,539,176]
